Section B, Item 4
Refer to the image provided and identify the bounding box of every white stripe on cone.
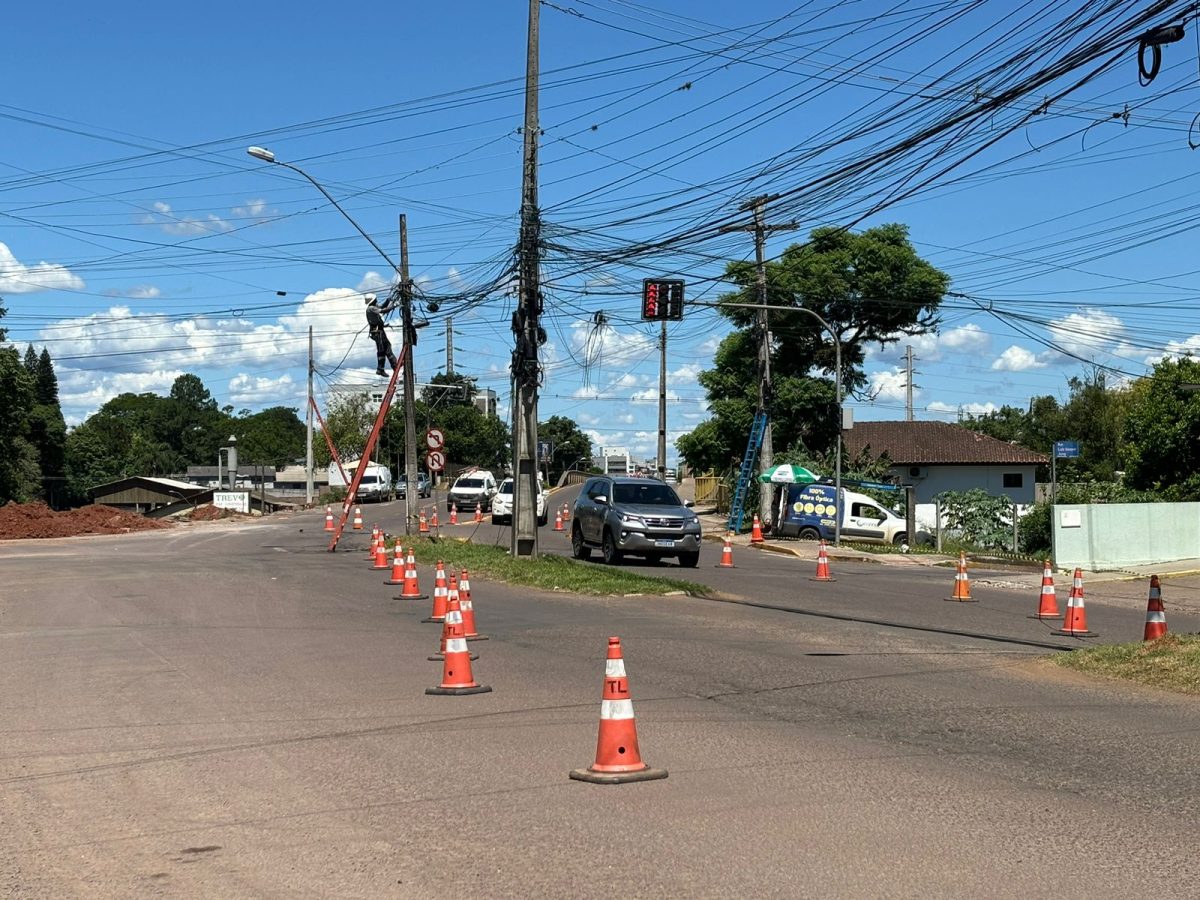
[445,638,469,653]
[600,698,635,720]
[605,659,627,678]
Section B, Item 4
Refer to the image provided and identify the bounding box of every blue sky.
[3,1,1200,466]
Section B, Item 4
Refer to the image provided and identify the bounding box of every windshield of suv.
[455,478,484,489]
[612,482,680,505]
[498,481,513,494]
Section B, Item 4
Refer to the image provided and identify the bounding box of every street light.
[247,145,421,534]
[711,300,844,546]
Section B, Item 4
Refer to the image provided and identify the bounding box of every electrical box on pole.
[641,279,684,321]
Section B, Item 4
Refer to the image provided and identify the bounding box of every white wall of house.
[890,464,1039,504]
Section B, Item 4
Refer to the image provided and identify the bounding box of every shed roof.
[843,421,1049,466]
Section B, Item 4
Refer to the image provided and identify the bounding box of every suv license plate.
[654,539,675,548]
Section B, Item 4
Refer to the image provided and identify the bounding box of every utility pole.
[902,345,912,422]
[511,0,542,559]
[446,316,454,375]
[305,326,314,506]
[400,214,419,536]
[657,320,667,479]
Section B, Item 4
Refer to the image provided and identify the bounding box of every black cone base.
[426,684,492,695]
[569,766,668,785]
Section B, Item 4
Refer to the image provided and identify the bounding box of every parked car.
[447,470,498,512]
[571,475,701,567]
[328,460,392,502]
[490,477,548,526]
[395,472,431,499]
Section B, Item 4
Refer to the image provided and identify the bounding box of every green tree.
[0,345,40,502]
[538,415,593,483]
[434,403,509,471]
[1122,357,1200,499]
[678,224,948,473]
[236,406,305,467]
[17,346,67,504]
[315,392,373,467]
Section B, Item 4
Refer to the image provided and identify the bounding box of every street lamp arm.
[246,147,401,276]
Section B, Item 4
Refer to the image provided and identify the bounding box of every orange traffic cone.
[1032,560,1060,619]
[324,506,334,532]
[554,509,564,532]
[352,507,363,530]
[425,591,491,696]
[810,540,836,582]
[419,509,429,534]
[1053,568,1096,637]
[422,561,449,623]
[367,525,380,558]
[459,569,487,641]
[569,637,667,784]
[1143,575,1168,641]
[945,551,976,602]
[372,540,389,570]
[384,545,406,585]
[428,576,479,661]
[397,547,428,600]
[449,503,458,526]
[474,506,483,525]
[431,508,440,530]
[562,502,571,522]
[715,532,735,568]
[750,513,764,544]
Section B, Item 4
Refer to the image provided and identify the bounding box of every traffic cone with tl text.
[810,540,836,582]
[750,513,765,544]
[1143,575,1168,641]
[1032,560,1059,619]
[945,552,975,602]
[716,533,735,568]
[1052,568,1096,637]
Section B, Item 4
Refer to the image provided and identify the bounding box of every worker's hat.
[364,292,377,304]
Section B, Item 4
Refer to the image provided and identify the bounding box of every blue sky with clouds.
[3,1,1200,465]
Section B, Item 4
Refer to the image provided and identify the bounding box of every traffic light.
[641,278,685,321]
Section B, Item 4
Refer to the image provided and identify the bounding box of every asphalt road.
[3,508,1200,897]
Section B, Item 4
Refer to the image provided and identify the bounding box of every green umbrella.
[757,464,819,484]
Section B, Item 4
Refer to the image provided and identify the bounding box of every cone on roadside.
[944,551,976,602]
[562,502,571,522]
[810,540,836,582]
[474,506,483,525]
[425,591,491,696]
[449,503,458,526]
[569,637,667,784]
[367,525,380,558]
[385,545,406,585]
[715,532,735,568]
[422,561,449,623]
[1143,574,1168,641]
[428,577,479,660]
[1031,560,1060,619]
[554,509,564,532]
[459,569,487,641]
[397,547,428,600]
[352,507,363,530]
[324,506,334,532]
[419,509,429,534]
[750,513,764,544]
[1052,568,1096,637]
[372,540,389,570]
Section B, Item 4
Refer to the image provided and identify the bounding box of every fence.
[1053,502,1200,570]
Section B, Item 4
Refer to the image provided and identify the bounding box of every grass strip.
[1051,633,1200,694]
[392,537,707,597]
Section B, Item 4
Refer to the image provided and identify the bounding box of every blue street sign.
[1054,440,1080,459]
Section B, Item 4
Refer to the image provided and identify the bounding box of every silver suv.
[571,476,701,567]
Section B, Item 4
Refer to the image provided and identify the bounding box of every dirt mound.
[187,504,250,521]
[0,501,170,540]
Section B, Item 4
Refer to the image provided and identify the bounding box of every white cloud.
[0,242,85,294]
[228,373,297,405]
[1146,334,1200,365]
[927,401,999,417]
[144,201,232,236]
[232,198,274,220]
[56,368,185,425]
[125,285,161,299]
[1046,308,1124,360]
[357,271,393,293]
[631,387,678,404]
[991,345,1048,371]
[870,324,989,363]
[573,385,601,399]
[867,369,911,403]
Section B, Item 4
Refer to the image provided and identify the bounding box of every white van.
[777,483,910,545]
[327,460,393,502]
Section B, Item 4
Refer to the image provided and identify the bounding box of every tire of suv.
[601,529,623,565]
[537,511,547,527]
[677,550,700,568]
[571,524,591,561]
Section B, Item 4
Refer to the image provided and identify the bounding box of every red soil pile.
[186,504,248,521]
[0,501,170,540]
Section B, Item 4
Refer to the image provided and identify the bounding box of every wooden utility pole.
[511,0,542,559]
[400,214,419,535]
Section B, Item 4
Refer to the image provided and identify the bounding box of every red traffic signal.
[641,278,684,321]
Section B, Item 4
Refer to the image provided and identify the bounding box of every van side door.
[844,501,887,542]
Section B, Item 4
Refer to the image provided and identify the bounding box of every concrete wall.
[1053,503,1200,570]
[892,464,1039,504]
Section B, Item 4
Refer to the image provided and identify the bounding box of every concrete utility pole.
[657,320,667,479]
[305,326,314,505]
[511,0,542,559]
[902,345,912,422]
[400,214,420,536]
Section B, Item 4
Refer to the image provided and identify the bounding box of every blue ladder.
[726,410,768,534]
